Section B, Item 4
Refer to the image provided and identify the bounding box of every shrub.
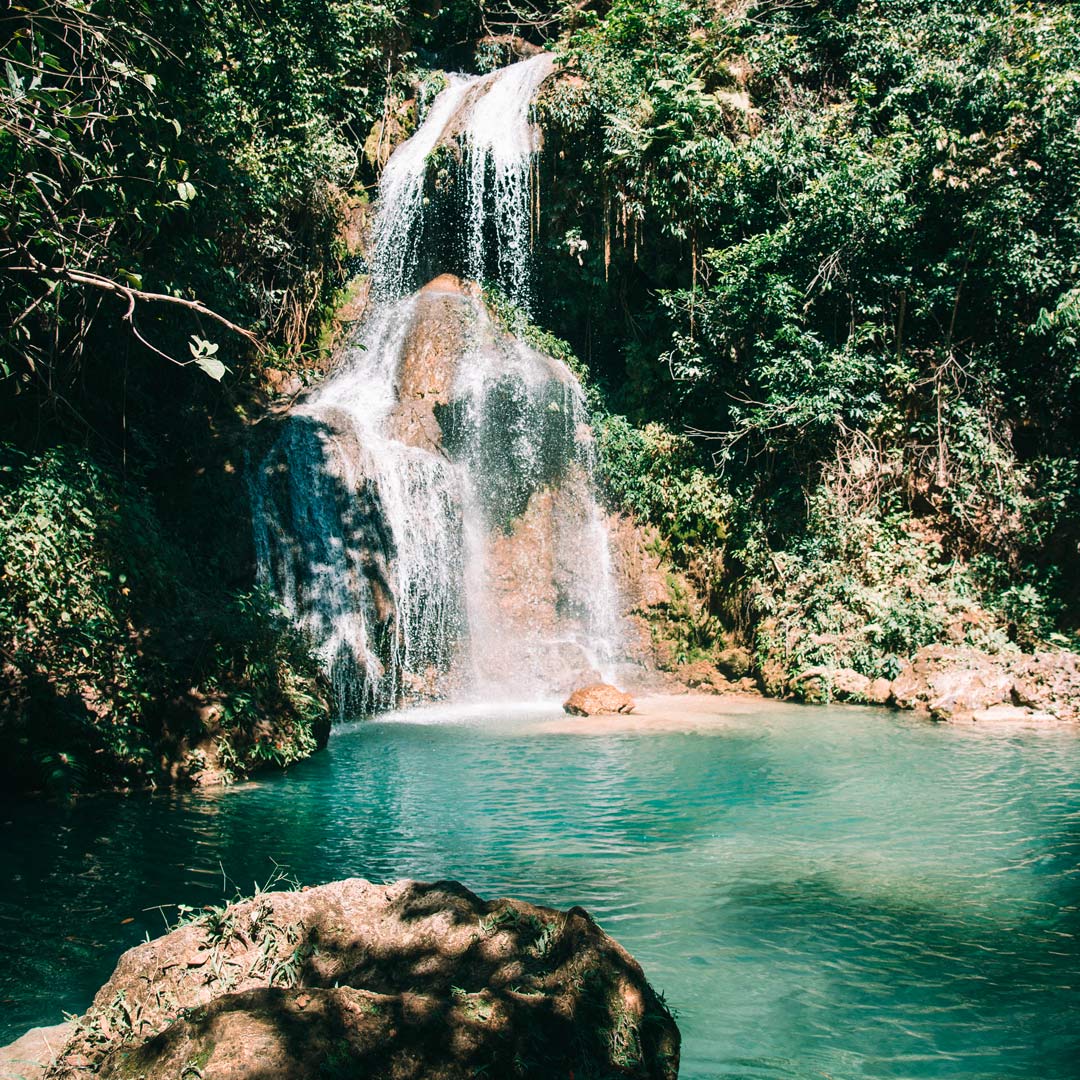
[0,443,328,793]
[739,492,1018,688]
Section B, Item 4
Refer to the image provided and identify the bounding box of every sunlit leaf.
[195,356,226,381]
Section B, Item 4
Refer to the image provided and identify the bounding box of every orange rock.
[40,879,678,1080]
[563,683,635,716]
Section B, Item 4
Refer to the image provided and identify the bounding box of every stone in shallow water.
[41,879,678,1080]
[563,683,636,716]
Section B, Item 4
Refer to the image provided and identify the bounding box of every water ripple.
[2,700,1080,1079]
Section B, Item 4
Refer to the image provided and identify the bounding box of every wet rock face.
[387,275,475,454]
[564,683,636,716]
[44,879,678,1080]
[479,472,617,695]
[600,510,764,697]
[603,513,674,672]
[255,276,620,712]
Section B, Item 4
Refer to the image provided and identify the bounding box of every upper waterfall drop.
[368,74,476,303]
[461,53,553,312]
[253,56,623,714]
[370,53,554,312]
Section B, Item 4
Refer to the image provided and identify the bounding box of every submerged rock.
[563,683,636,716]
[43,879,678,1080]
[966,703,1059,724]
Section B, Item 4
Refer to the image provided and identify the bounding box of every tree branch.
[5,264,262,350]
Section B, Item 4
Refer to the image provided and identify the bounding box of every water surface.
[2,697,1079,1078]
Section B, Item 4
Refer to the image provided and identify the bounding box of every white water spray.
[462,53,553,311]
[370,53,553,312]
[254,56,621,713]
[369,76,475,302]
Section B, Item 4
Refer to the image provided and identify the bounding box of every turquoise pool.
[2,697,1078,1078]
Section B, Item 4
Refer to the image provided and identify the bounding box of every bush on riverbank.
[741,494,1013,691]
[0,444,329,794]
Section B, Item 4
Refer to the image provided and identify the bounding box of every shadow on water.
[703,868,1080,1072]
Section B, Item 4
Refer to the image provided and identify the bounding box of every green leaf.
[195,356,226,381]
[176,181,196,202]
[5,61,24,100]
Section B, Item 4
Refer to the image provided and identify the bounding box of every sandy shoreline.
[536,688,1078,736]
[535,691,816,734]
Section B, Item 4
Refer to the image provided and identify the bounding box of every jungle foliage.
[0,443,328,793]
[0,0,412,791]
[534,0,1080,680]
[1,0,419,436]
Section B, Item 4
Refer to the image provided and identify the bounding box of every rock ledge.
[788,645,1080,724]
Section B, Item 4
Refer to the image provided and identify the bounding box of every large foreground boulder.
[42,879,678,1080]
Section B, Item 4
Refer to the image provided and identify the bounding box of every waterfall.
[461,54,553,312]
[369,75,476,303]
[254,55,622,712]
[252,301,468,712]
[370,53,553,312]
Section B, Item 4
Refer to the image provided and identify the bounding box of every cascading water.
[252,300,468,712]
[370,53,553,311]
[368,75,476,303]
[461,54,553,311]
[253,54,622,712]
